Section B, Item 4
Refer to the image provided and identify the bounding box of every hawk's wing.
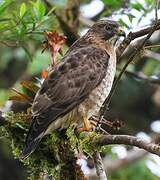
[21,46,109,158]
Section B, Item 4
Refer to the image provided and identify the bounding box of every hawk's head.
[88,19,125,44]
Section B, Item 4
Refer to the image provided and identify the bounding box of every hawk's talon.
[78,117,93,132]
[78,126,93,132]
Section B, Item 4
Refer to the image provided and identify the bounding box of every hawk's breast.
[78,49,116,119]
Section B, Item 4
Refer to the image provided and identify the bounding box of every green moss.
[66,126,106,158]
[79,131,102,157]
[0,111,60,179]
[0,111,107,179]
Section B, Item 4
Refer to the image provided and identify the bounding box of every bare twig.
[0,40,17,47]
[79,15,94,27]
[145,44,160,49]
[117,68,160,85]
[94,135,160,157]
[116,19,160,58]
[91,116,124,130]
[88,149,148,179]
[93,152,107,180]
[91,121,110,135]
[155,0,159,21]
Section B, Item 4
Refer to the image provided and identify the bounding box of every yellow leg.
[79,117,92,132]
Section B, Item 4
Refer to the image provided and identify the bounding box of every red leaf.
[43,31,67,68]
[41,69,49,79]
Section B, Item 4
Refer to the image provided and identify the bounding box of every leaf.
[131,2,145,12]
[20,3,26,18]
[128,14,135,23]
[0,0,13,15]
[20,81,39,94]
[22,45,33,62]
[9,95,30,102]
[46,6,56,16]
[41,69,48,79]
[102,0,120,7]
[10,88,33,102]
[44,31,66,66]
[119,19,130,29]
[30,0,46,19]
[36,0,46,18]
[15,123,26,130]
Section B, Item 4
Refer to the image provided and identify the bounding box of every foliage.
[0,0,56,61]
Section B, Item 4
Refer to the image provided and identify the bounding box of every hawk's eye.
[105,25,112,31]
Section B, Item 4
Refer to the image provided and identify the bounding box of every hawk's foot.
[78,117,93,132]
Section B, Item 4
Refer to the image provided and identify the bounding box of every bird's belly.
[79,59,116,119]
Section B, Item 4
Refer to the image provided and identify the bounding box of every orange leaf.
[43,31,67,67]
[11,88,33,102]
[20,81,40,93]
[41,69,48,79]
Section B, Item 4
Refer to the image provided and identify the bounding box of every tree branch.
[94,135,160,156]
[93,152,107,180]
[116,19,160,58]
[88,149,148,179]
[117,68,160,85]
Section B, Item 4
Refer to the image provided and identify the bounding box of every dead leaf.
[11,88,33,102]
[43,31,67,68]
[41,69,49,79]
[20,81,40,94]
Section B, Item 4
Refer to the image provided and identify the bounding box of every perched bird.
[21,19,125,159]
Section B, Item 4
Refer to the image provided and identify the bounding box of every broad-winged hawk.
[21,19,125,159]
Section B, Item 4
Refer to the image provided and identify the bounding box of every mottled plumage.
[21,19,125,159]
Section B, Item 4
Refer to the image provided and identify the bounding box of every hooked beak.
[117,27,126,37]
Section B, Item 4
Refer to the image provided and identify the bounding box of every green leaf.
[145,0,153,4]
[37,0,46,18]
[0,0,13,15]
[46,6,56,16]
[131,2,145,12]
[22,45,33,62]
[20,3,26,18]
[128,14,135,23]
[31,0,46,19]
[102,0,121,7]
[119,19,130,29]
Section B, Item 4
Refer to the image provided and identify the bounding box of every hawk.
[21,20,125,159]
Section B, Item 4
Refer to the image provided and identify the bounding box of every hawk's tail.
[20,137,42,160]
[20,114,48,160]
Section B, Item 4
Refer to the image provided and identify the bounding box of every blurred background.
[0,0,160,179]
